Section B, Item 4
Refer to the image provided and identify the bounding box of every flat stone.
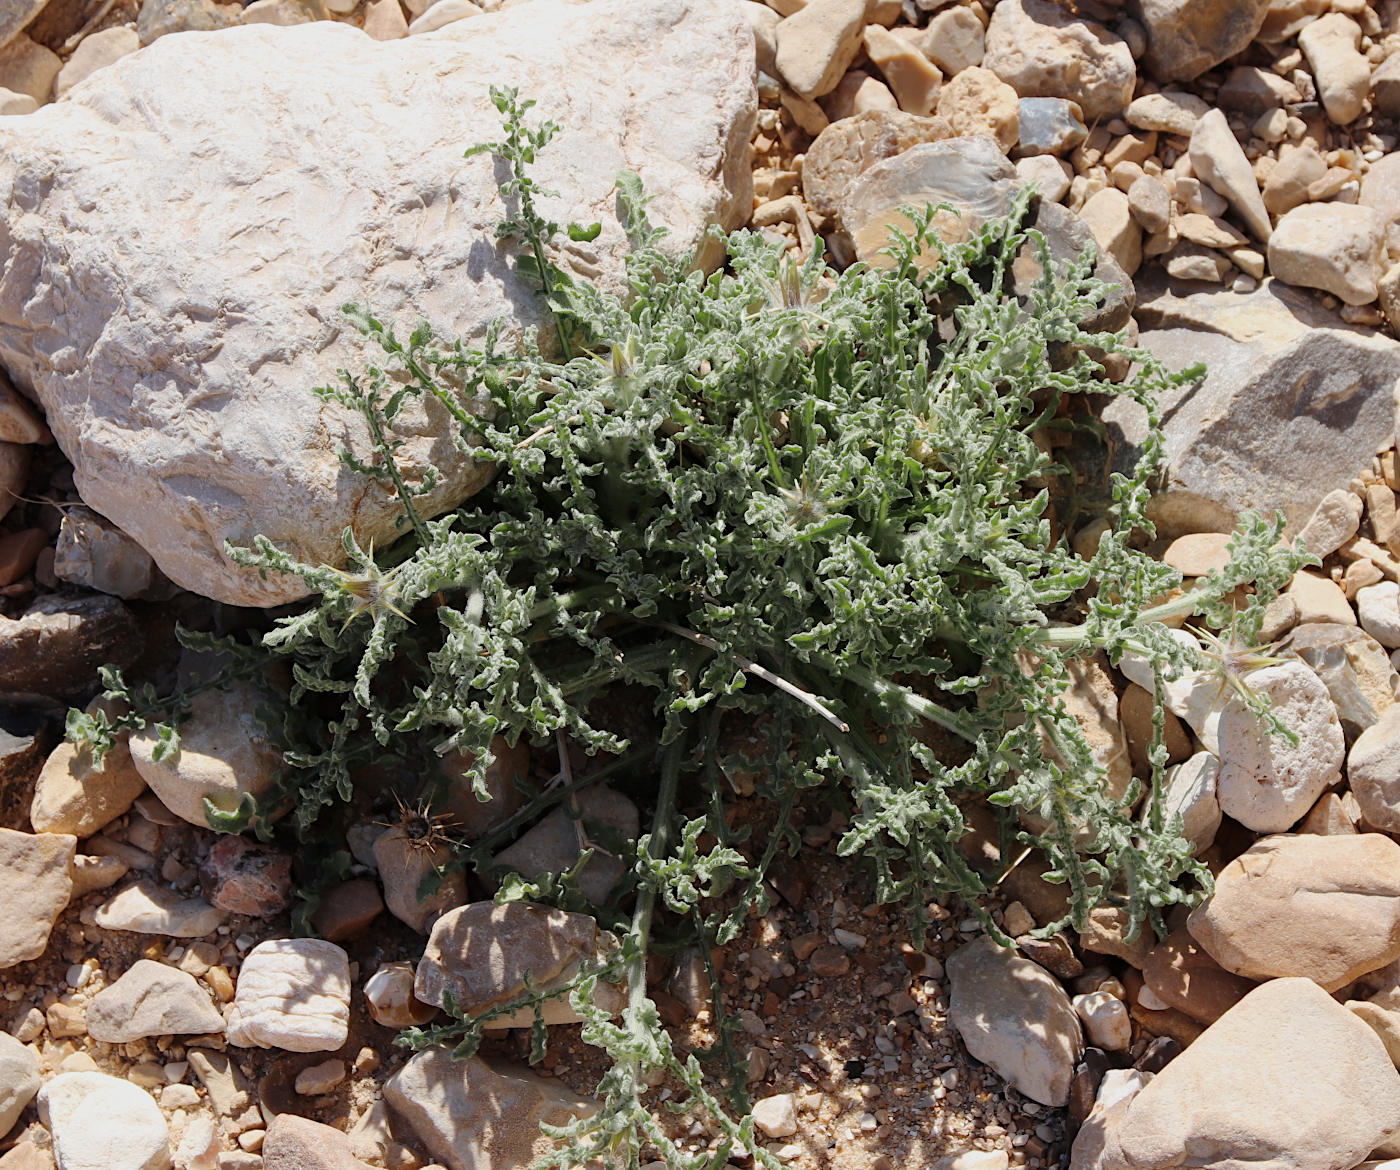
[30,738,146,838]
[0,2,754,606]
[1287,570,1357,626]
[227,938,350,1052]
[1157,751,1221,854]
[384,1047,596,1170]
[93,881,226,938]
[129,681,281,829]
[1269,203,1384,306]
[308,878,382,942]
[262,1114,376,1170]
[982,0,1134,121]
[0,827,73,967]
[415,901,625,1027]
[0,1030,38,1136]
[1214,660,1343,833]
[1131,0,1270,83]
[801,108,952,219]
[1112,979,1400,1170]
[774,0,864,99]
[85,959,224,1042]
[1111,275,1400,539]
[1190,833,1400,991]
[1127,175,1170,234]
[38,1071,170,1170]
[947,936,1083,1106]
[1014,154,1071,203]
[1299,13,1369,126]
[1125,90,1210,135]
[1217,64,1303,112]
[0,595,141,703]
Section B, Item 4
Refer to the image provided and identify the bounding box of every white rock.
[922,5,983,75]
[1286,569,1358,625]
[0,86,35,114]
[54,507,168,599]
[1156,751,1222,854]
[1297,488,1364,558]
[240,0,321,23]
[1072,990,1132,1051]
[53,27,139,99]
[1299,13,1370,126]
[38,1072,171,1170]
[1268,203,1384,306]
[0,1030,39,1135]
[1189,108,1271,242]
[1348,705,1400,833]
[407,0,482,33]
[0,827,75,967]
[0,2,754,606]
[364,962,437,1029]
[1215,660,1344,833]
[1015,155,1071,203]
[92,881,226,937]
[129,681,281,828]
[947,936,1083,1106]
[85,959,224,1042]
[228,939,350,1052]
[1125,90,1210,135]
[940,1153,1009,1170]
[1118,627,1225,753]
[1359,581,1400,649]
[752,1092,798,1138]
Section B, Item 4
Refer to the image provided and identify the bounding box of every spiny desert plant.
[72,88,1311,1168]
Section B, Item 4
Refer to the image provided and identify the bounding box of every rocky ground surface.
[1,0,1400,1169]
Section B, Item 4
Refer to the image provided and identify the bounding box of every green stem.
[360,395,432,548]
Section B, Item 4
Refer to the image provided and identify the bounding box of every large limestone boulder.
[1108,274,1400,537]
[0,0,755,605]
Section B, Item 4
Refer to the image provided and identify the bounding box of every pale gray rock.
[922,5,983,75]
[1214,660,1343,833]
[385,1047,596,1170]
[0,1030,39,1136]
[1283,622,1399,743]
[415,901,625,1027]
[947,936,1083,1106]
[1299,13,1369,126]
[801,108,953,220]
[227,938,350,1052]
[0,827,73,968]
[54,507,172,600]
[1113,979,1400,1170]
[1156,751,1221,854]
[1015,97,1086,157]
[1110,275,1400,538]
[0,0,45,55]
[52,27,139,99]
[1079,187,1141,276]
[1348,706,1400,833]
[1269,203,1384,306]
[1296,489,1363,558]
[1359,581,1400,650]
[1189,833,1400,991]
[263,1114,377,1170]
[1189,108,1271,242]
[1130,0,1270,83]
[39,1071,171,1170]
[1361,153,1400,231]
[372,827,465,934]
[1263,145,1327,217]
[982,0,1134,121]
[0,1,754,606]
[1373,54,1400,120]
[93,881,226,937]
[129,681,280,828]
[137,0,238,43]
[85,959,224,1042]
[492,786,638,904]
[0,85,34,114]
[1015,155,1071,203]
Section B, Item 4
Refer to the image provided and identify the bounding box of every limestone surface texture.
[0,0,755,605]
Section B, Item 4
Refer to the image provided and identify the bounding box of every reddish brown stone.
[310,878,383,942]
[1142,925,1255,1024]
